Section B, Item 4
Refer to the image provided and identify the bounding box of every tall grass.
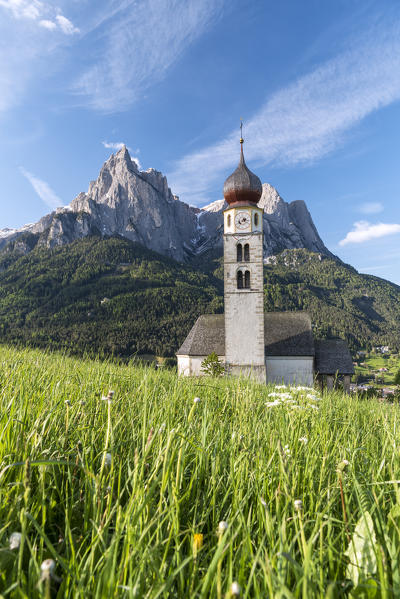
[0,345,399,597]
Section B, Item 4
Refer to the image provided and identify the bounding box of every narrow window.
[227,214,231,227]
[237,271,243,289]
[254,212,259,226]
[245,270,250,289]
[236,243,242,262]
[244,243,250,261]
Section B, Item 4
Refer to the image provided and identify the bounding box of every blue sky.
[1,0,400,283]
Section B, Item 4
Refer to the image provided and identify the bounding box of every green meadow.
[0,345,400,598]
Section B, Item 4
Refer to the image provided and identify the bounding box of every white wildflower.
[309,404,319,410]
[193,397,201,403]
[295,386,314,391]
[294,499,303,511]
[268,392,280,397]
[307,394,321,401]
[283,444,291,457]
[230,581,241,596]
[40,558,56,578]
[101,390,114,402]
[275,385,287,389]
[218,521,228,534]
[266,401,281,408]
[337,459,350,472]
[278,393,293,400]
[64,400,71,406]
[260,497,267,507]
[104,452,112,466]
[299,437,308,444]
[9,532,21,550]
[159,422,166,433]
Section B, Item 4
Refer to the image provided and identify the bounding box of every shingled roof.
[177,314,225,356]
[314,339,354,375]
[177,311,315,357]
[264,312,314,356]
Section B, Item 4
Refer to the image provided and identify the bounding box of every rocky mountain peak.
[0,147,333,262]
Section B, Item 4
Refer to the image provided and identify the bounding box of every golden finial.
[240,118,244,144]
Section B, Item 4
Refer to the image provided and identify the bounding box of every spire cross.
[240,119,244,144]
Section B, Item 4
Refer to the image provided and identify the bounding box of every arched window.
[236,243,242,262]
[237,271,243,289]
[227,214,231,227]
[254,212,259,226]
[244,270,250,289]
[244,243,250,261]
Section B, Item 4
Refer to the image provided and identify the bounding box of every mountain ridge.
[0,146,332,262]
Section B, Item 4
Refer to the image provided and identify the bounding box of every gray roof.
[177,311,314,357]
[264,312,314,356]
[314,339,354,375]
[177,314,225,356]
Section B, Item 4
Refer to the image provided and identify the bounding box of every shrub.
[201,352,225,376]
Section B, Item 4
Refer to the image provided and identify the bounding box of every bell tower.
[223,131,266,382]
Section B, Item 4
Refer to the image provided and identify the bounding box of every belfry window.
[244,270,250,289]
[236,243,242,262]
[254,212,259,226]
[244,244,250,261]
[237,271,243,289]
[227,214,231,227]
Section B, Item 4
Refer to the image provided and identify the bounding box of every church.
[176,137,354,389]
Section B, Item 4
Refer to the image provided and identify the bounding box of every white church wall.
[177,355,226,376]
[266,356,314,386]
[177,355,191,377]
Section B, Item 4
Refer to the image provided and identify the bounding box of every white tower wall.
[224,206,266,382]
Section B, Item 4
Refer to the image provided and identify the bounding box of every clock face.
[235,211,251,230]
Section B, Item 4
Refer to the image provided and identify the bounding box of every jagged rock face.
[0,147,331,261]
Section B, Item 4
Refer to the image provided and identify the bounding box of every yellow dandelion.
[193,533,203,558]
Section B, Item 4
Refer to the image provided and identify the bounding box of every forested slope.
[0,236,399,356]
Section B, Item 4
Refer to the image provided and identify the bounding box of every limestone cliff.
[0,146,332,261]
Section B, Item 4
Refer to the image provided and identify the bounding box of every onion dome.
[223,139,262,206]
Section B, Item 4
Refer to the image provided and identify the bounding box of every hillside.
[0,344,400,596]
[0,236,400,357]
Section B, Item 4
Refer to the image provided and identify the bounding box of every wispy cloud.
[74,0,224,112]
[357,202,384,215]
[168,18,400,205]
[102,141,129,151]
[339,221,400,246]
[55,14,79,35]
[0,1,80,113]
[0,0,43,20]
[20,167,63,210]
[0,0,79,33]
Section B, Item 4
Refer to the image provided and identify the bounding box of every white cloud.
[102,141,128,151]
[56,14,79,35]
[39,19,56,30]
[168,19,400,205]
[0,0,44,20]
[20,167,63,210]
[0,1,79,33]
[0,1,80,113]
[339,221,400,246]
[357,202,384,215]
[74,0,224,112]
